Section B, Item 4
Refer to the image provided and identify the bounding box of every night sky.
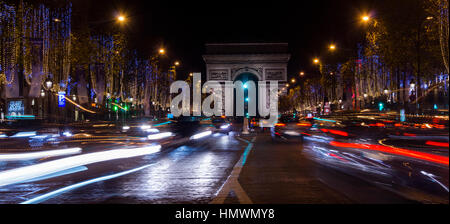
[74,0,381,80]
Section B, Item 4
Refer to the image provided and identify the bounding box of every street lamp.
[45,76,53,89]
[44,76,53,122]
[313,58,320,64]
[383,88,389,94]
[291,78,296,83]
[174,61,180,66]
[117,15,126,23]
[159,48,165,54]
[299,71,305,76]
[329,44,336,51]
[361,15,370,22]
[410,81,416,89]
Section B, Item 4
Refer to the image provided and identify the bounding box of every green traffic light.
[378,102,384,111]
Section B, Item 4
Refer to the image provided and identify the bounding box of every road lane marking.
[210,136,255,204]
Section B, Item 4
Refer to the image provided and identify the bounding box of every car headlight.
[122,126,130,130]
[284,131,301,136]
[62,131,73,137]
[220,124,230,129]
[148,132,173,140]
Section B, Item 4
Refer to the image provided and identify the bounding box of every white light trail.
[21,164,153,204]
[220,124,230,129]
[145,128,160,133]
[140,125,151,130]
[62,131,73,137]
[190,131,212,140]
[0,147,82,161]
[0,145,161,187]
[147,132,173,140]
[10,131,36,138]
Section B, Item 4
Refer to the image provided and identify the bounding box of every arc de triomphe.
[203,43,290,85]
[202,43,290,116]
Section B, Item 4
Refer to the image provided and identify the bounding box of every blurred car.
[211,117,232,135]
[249,118,259,129]
[271,115,312,142]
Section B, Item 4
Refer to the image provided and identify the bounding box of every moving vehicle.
[271,115,312,142]
[211,117,232,135]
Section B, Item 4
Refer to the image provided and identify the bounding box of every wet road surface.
[0,120,448,204]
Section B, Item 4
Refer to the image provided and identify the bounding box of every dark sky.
[75,0,380,80]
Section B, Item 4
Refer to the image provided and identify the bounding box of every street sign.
[7,100,25,116]
[58,91,66,107]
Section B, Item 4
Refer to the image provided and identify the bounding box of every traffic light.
[378,102,384,111]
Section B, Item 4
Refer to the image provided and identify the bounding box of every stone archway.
[203,43,290,116]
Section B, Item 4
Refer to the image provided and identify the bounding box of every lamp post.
[415,16,434,112]
[313,57,327,112]
[149,48,166,118]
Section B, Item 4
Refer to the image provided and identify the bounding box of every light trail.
[0,145,161,187]
[147,132,173,140]
[21,164,153,204]
[64,95,96,114]
[190,131,212,140]
[0,147,82,161]
[426,141,449,148]
[329,141,449,166]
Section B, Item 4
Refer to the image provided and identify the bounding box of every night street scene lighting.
[0,0,448,221]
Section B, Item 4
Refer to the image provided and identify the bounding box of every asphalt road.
[0,118,448,204]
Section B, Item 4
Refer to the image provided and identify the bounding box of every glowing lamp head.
[313,58,319,64]
[117,15,125,22]
[45,78,53,89]
[362,15,370,22]
[159,48,165,54]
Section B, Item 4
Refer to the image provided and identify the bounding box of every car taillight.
[275,123,286,127]
[296,123,312,127]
